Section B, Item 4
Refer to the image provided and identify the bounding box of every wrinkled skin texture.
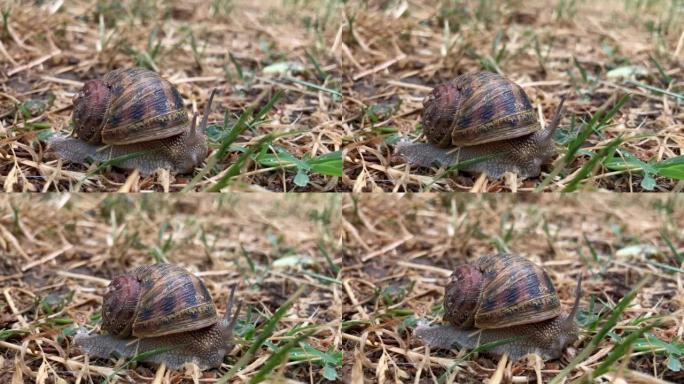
[414,313,578,361]
[396,72,565,179]
[74,317,236,370]
[49,129,208,175]
[49,68,212,174]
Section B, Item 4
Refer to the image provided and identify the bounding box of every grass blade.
[205,134,276,192]
[247,330,314,384]
[536,95,630,191]
[561,136,622,192]
[549,276,651,384]
[574,323,655,383]
[216,285,307,383]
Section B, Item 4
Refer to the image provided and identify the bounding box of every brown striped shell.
[101,263,218,338]
[444,253,561,329]
[72,67,188,145]
[422,72,540,148]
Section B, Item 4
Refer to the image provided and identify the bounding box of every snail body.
[74,264,241,370]
[396,72,565,179]
[415,253,581,360]
[49,68,213,174]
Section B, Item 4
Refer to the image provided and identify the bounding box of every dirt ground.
[341,193,684,383]
[0,194,342,383]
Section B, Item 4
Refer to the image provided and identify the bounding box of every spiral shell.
[444,253,561,329]
[102,263,217,338]
[422,72,540,148]
[72,67,188,145]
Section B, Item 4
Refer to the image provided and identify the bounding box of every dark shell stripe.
[131,264,217,338]
[475,254,561,329]
[100,68,188,145]
[450,73,539,146]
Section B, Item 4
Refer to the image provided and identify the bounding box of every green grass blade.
[627,80,683,100]
[661,230,684,264]
[247,330,314,384]
[205,134,276,192]
[252,90,284,122]
[574,323,655,383]
[216,285,306,383]
[562,136,622,192]
[549,276,651,384]
[182,109,253,192]
[537,95,630,191]
[308,151,343,177]
[283,76,342,97]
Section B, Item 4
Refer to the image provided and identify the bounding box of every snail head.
[444,264,484,329]
[171,89,215,173]
[545,274,583,356]
[422,82,461,148]
[72,79,111,144]
[101,274,141,337]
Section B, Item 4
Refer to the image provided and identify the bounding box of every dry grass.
[339,0,684,192]
[341,194,684,382]
[0,194,342,382]
[2,1,682,191]
[1,0,345,192]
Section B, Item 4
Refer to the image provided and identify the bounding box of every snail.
[74,263,242,370]
[395,72,566,179]
[414,253,582,361]
[49,68,214,174]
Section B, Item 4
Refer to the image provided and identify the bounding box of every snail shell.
[444,253,561,329]
[415,253,581,361]
[75,264,241,370]
[72,68,189,146]
[49,68,213,174]
[101,263,218,338]
[423,72,540,148]
[396,72,566,179]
